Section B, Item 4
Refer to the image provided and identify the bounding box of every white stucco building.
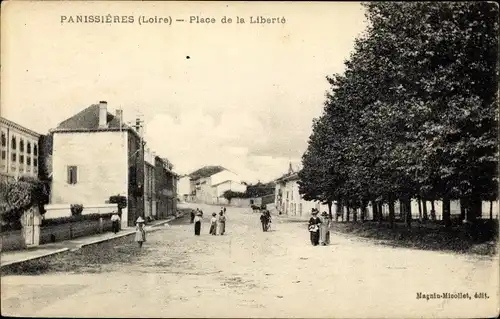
[177,175,192,201]
[189,166,247,204]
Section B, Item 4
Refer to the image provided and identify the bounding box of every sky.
[2,1,368,183]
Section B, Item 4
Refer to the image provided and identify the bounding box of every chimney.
[135,117,143,137]
[99,101,108,128]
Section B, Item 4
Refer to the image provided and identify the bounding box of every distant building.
[274,163,329,217]
[49,101,178,226]
[189,166,247,204]
[0,117,41,182]
[177,175,192,202]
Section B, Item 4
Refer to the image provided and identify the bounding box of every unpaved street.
[2,204,498,318]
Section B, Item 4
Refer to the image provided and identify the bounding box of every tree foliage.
[299,2,498,226]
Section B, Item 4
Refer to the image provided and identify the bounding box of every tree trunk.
[372,201,378,221]
[405,198,412,229]
[468,198,481,222]
[335,202,340,222]
[361,201,367,223]
[346,205,350,222]
[490,201,493,220]
[378,202,383,224]
[328,201,333,220]
[388,200,395,229]
[417,197,423,223]
[399,200,404,220]
[353,208,358,222]
[430,200,436,221]
[442,197,451,227]
[422,199,428,222]
[460,198,467,222]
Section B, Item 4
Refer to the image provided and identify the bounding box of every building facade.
[177,175,192,202]
[155,156,178,218]
[0,117,41,182]
[49,101,178,226]
[190,167,247,204]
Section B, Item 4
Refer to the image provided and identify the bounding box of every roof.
[50,104,140,139]
[189,165,226,180]
[275,171,299,183]
[0,117,41,137]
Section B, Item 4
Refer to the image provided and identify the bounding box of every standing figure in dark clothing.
[190,210,196,223]
[194,212,202,236]
[308,210,322,246]
[260,211,269,232]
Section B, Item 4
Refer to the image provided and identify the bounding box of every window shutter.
[67,166,71,184]
[73,167,78,184]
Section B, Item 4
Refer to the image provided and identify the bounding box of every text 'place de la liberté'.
[60,15,287,25]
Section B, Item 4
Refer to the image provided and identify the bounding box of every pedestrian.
[190,210,195,223]
[111,211,121,234]
[217,211,226,235]
[265,210,272,231]
[194,211,202,236]
[319,211,331,246]
[209,213,218,235]
[135,216,146,248]
[223,207,226,213]
[260,210,268,232]
[308,210,322,246]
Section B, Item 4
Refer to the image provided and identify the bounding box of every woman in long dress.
[194,212,202,236]
[308,211,322,246]
[319,212,331,245]
[135,217,146,248]
[209,213,218,235]
[217,212,226,235]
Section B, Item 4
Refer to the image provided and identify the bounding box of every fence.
[40,218,114,245]
[44,203,118,219]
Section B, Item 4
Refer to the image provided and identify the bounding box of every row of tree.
[299,2,498,228]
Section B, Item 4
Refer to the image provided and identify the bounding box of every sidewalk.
[1,214,183,268]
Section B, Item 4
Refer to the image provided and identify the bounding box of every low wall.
[0,230,25,252]
[43,203,119,219]
[40,218,114,245]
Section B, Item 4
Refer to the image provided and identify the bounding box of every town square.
[1,2,499,318]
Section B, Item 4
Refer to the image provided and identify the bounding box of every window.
[27,142,31,154]
[1,132,5,147]
[11,153,16,162]
[19,155,24,164]
[11,137,16,150]
[1,150,5,160]
[27,157,31,166]
[67,166,78,184]
[20,139,24,152]
[34,158,38,167]
[33,144,38,156]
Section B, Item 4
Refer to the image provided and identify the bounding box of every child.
[209,213,218,235]
[135,216,146,248]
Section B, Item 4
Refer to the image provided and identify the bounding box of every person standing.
[308,211,322,246]
[190,209,195,223]
[111,211,121,234]
[260,210,268,232]
[319,211,331,245]
[135,217,146,248]
[217,211,226,235]
[209,213,218,235]
[194,212,202,236]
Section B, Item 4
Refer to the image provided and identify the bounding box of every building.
[177,175,193,202]
[1,117,41,182]
[155,156,178,218]
[274,163,329,217]
[189,166,247,204]
[49,101,178,226]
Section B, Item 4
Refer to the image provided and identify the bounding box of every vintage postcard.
[1,1,499,318]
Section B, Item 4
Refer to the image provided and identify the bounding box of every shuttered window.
[67,166,78,184]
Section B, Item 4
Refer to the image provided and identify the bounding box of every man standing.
[111,212,121,234]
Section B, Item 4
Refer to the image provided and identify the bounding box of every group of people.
[191,207,227,236]
[259,209,272,232]
[308,209,331,246]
